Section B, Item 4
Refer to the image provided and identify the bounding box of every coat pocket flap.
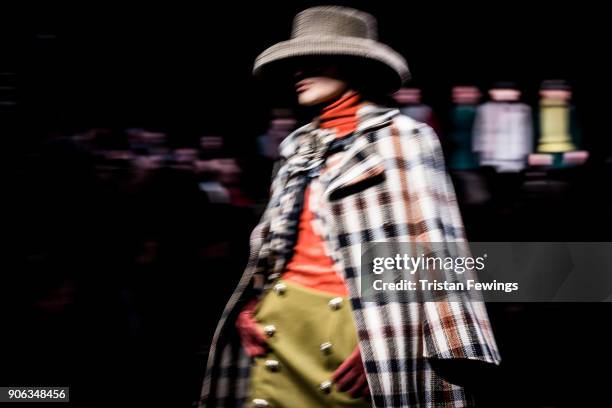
[324,152,386,201]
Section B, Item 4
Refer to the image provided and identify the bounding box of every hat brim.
[253,36,410,94]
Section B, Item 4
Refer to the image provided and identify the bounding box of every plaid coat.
[200,104,501,408]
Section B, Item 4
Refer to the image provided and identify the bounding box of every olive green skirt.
[247,279,372,408]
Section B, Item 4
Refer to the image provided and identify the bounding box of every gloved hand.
[332,345,370,399]
[235,299,268,357]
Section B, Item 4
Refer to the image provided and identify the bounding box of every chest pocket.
[323,147,386,201]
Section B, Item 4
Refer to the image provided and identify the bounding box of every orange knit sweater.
[282,91,362,296]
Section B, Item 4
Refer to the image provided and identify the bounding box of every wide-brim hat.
[253,6,410,94]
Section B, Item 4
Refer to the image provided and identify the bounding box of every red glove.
[332,345,370,399]
[235,299,268,357]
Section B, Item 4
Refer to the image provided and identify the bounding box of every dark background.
[2,2,611,407]
[4,2,609,153]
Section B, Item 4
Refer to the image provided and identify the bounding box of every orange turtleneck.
[319,90,362,137]
[282,91,363,296]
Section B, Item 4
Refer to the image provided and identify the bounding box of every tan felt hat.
[253,6,410,93]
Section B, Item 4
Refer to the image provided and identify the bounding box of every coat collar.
[279,103,399,161]
[276,104,399,200]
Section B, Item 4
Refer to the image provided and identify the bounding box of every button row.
[251,291,345,406]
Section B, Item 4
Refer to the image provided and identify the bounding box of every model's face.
[294,65,349,106]
[540,89,572,101]
[489,89,521,102]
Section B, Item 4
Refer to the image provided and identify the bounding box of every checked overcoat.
[199,104,501,408]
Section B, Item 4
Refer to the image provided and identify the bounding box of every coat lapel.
[321,105,399,200]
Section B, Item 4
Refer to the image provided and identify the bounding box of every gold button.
[273,282,287,295]
[263,324,276,337]
[265,359,280,372]
[328,297,343,310]
[320,342,333,355]
[319,380,332,393]
[252,398,269,407]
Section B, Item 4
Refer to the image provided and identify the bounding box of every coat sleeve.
[411,123,501,365]
[419,123,467,243]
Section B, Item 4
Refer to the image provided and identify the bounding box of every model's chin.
[297,93,323,106]
[297,87,350,107]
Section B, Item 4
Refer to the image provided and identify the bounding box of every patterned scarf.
[267,122,356,282]
[270,92,360,277]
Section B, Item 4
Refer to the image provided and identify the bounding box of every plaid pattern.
[200,105,501,408]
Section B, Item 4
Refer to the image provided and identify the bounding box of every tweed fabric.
[253,6,410,92]
[200,104,501,408]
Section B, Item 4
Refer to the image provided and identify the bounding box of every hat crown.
[291,6,378,40]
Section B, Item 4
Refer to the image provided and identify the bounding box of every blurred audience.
[393,86,442,136]
[473,82,534,172]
